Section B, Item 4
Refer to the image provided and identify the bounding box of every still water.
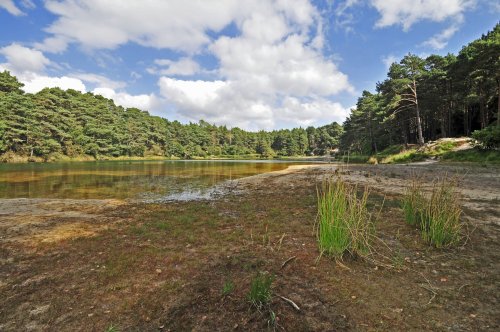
[0,160,315,200]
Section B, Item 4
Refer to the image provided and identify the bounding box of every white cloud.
[42,0,247,52]
[150,57,201,76]
[22,75,87,93]
[277,97,350,127]
[370,0,475,31]
[34,37,69,53]
[381,54,399,69]
[71,73,126,90]
[150,1,352,130]
[334,0,361,33]
[422,24,460,49]
[0,0,23,15]
[0,43,50,73]
[93,87,160,111]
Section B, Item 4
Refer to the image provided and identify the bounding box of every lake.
[0,160,317,200]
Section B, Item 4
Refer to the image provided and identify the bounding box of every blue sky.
[0,0,498,130]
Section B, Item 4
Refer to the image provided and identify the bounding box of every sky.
[0,0,498,131]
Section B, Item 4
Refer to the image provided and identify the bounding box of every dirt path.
[0,163,499,331]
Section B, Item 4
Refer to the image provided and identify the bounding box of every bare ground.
[0,163,499,331]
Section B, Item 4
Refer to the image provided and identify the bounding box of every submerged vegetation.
[402,177,462,247]
[316,175,373,258]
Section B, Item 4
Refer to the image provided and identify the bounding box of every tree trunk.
[440,106,447,138]
[479,83,486,129]
[497,78,500,126]
[413,80,425,145]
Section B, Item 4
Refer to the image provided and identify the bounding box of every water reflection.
[0,160,313,199]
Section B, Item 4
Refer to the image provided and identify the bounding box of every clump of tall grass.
[402,177,462,247]
[401,178,425,226]
[316,176,373,258]
[247,272,274,310]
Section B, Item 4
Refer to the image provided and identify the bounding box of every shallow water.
[0,160,315,200]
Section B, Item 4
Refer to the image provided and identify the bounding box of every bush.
[472,125,500,149]
[317,176,373,258]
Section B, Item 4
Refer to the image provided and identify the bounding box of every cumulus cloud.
[42,0,248,52]
[0,43,50,73]
[151,1,353,130]
[22,75,87,93]
[93,87,160,111]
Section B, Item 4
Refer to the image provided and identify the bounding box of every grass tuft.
[247,272,274,310]
[316,175,373,258]
[401,178,425,226]
[402,176,462,247]
[222,279,235,296]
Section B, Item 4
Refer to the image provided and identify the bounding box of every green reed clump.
[247,272,274,310]
[317,176,373,258]
[421,179,462,247]
[401,178,425,226]
[402,177,462,247]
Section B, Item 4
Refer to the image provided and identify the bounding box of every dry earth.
[0,163,499,331]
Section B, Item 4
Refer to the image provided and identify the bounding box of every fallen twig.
[279,295,300,311]
[281,256,296,269]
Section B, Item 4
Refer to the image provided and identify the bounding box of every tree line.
[0,71,342,161]
[340,23,499,154]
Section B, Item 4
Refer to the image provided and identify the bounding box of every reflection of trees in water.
[0,161,298,199]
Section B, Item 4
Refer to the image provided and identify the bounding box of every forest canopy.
[0,71,342,161]
[340,23,499,154]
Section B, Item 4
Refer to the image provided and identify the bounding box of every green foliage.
[247,272,274,309]
[0,71,343,162]
[317,176,373,258]
[402,177,462,247]
[340,23,500,155]
[472,125,500,149]
[380,149,426,164]
[442,148,500,163]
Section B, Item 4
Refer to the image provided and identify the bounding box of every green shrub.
[472,125,500,149]
[247,272,274,309]
[317,176,373,258]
